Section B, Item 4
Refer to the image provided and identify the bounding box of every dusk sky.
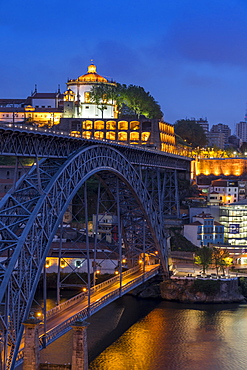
[1,0,247,132]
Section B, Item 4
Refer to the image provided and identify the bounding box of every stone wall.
[160,277,245,303]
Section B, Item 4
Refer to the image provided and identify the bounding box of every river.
[37,293,247,370]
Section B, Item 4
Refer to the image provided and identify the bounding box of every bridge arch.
[0,144,167,368]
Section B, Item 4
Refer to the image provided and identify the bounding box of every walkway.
[15,264,160,366]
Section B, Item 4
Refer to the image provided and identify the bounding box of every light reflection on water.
[36,292,247,370]
[89,301,247,370]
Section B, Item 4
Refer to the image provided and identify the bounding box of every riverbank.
[130,275,246,303]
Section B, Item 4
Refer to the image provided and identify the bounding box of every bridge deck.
[15,265,160,366]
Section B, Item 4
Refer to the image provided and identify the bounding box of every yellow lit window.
[118,132,127,141]
[130,132,139,141]
[106,120,116,130]
[71,131,81,137]
[94,131,104,139]
[130,121,140,130]
[82,131,91,139]
[84,92,91,103]
[83,120,93,130]
[142,132,150,141]
[94,120,104,130]
[118,121,128,130]
[106,131,116,140]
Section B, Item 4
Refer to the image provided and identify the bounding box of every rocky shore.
[131,275,246,303]
[160,277,245,303]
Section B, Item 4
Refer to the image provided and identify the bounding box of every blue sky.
[1,0,247,131]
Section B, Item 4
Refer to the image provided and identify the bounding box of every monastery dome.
[78,63,107,83]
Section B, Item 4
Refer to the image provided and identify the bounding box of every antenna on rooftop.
[34,84,37,94]
[58,84,61,94]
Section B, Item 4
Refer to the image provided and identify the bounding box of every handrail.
[47,265,140,319]
[15,265,159,366]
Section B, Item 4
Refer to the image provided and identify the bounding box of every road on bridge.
[42,264,158,334]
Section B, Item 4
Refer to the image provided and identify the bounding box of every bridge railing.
[46,265,141,319]
[15,265,160,366]
[44,266,159,345]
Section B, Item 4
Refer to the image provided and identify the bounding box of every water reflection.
[89,301,247,370]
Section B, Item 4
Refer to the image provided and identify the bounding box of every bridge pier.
[71,321,89,370]
[22,317,41,370]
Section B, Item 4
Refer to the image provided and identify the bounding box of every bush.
[191,279,221,295]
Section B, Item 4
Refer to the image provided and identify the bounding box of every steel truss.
[0,126,191,174]
[0,144,181,369]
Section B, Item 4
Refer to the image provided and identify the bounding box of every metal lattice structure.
[0,141,188,369]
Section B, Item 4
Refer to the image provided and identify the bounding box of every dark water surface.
[39,294,247,370]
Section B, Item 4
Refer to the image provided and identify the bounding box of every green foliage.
[194,246,213,274]
[90,83,163,119]
[211,247,232,275]
[90,83,118,118]
[120,84,163,119]
[174,119,207,148]
[191,279,221,295]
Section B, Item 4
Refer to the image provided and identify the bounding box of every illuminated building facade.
[65,63,117,119]
[208,179,239,205]
[184,212,224,247]
[196,158,247,177]
[220,200,247,245]
[0,63,177,153]
[59,117,176,151]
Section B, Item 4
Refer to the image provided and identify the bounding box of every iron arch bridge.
[0,125,191,369]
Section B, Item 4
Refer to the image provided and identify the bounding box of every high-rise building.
[210,123,231,147]
[207,131,225,149]
[195,117,209,136]
[236,121,247,143]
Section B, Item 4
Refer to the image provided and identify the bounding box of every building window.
[76,260,82,268]
[84,92,91,103]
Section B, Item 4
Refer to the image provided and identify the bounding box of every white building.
[208,179,238,205]
[184,212,224,247]
[66,63,117,119]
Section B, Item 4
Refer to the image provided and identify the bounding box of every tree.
[90,84,118,118]
[90,83,163,119]
[174,119,207,148]
[120,84,163,119]
[194,246,212,274]
[212,248,232,276]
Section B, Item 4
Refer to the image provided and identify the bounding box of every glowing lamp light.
[154,251,159,255]
[96,269,100,274]
[115,270,119,275]
[138,259,143,264]
[82,287,87,292]
[37,312,42,318]
[122,258,126,264]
